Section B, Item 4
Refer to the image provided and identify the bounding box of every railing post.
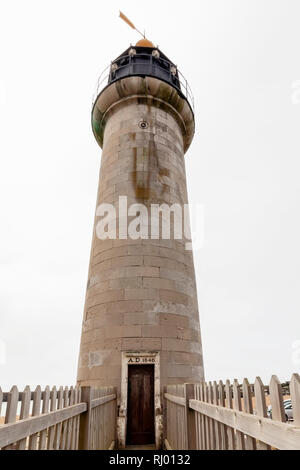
[184,383,196,450]
[162,386,168,449]
[113,386,118,446]
[78,386,92,450]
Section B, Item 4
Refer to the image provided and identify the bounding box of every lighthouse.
[77,35,204,448]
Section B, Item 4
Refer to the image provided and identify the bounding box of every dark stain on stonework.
[158,168,170,178]
[132,147,150,200]
[131,131,170,201]
[116,80,126,98]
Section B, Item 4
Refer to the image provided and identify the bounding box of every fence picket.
[254,377,271,450]
[38,386,50,450]
[3,386,19,450]
[269,375,285,424]
[78,386,92,450]
[195,384,201,450]
[225,380,235,450]
[54,386,64,449]
[17,386,31,450]
[71,388,79,449]
[290,374,300,426]
[0,387,2,419]
[4,385,18,424]
[163,386,167,448]
[203,383,211,449]
[233,380,245,450]
[60,387,69,450]
[180,385,186,449]
[218,381,228,450]
[242,379,256,450]
[99,388,104,450]
[47,386,57,450]
[76,387,82,448]
[175,386,179,449]
[28,386,42,450]
[199,383,206,450]
[208,382,216,449]
[66,386,75,450]
[213,382,222,449]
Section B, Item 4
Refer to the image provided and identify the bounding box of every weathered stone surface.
[123,312,159,326]
[106,300,143,314]
[124,288,159,301]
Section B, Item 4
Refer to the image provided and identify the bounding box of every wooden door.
[126,365,155,445]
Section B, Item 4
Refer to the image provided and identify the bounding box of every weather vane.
[119,11,146,39]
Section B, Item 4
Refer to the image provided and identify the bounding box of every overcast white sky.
[1,0,300,390]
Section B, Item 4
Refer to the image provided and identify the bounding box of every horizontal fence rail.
[0,385,117,450]
[164,374,300,451]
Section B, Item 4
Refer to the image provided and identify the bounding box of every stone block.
[124,311,159,326]
[109,277,142,290]
[161,364,194,379]
[85,303,107,320]
[124,288,159,301]
[159,289,189,306]
[86,289,124,309]
[111,256,143,268]
[142,325,186,339]
[80,328,104,345]
[107,300,143,314]
[93,312,123,328]
[86,280,110,296]
[113,238,143,248]
[126,267,160,278]
[142,277,175,291]
[159,313,190,329]
[94,246,128,264]
[161,350,203,366]
[162,338,196,353]
[122,338,142,351]
[104,325,142,339]
[91,258,112,271]
[93,239,113,255]
[141,338,162,350]
[142,299,194,317]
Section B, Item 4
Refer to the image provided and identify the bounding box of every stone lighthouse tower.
[77,37,204,448]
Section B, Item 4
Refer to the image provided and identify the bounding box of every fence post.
[79,386,92,450]
[184,383,196,450]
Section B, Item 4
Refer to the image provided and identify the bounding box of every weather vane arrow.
[119,11,145,39]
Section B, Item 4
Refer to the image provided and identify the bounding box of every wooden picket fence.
[164,374,300,450]
[79,386,117,450]
[0,385,117,450]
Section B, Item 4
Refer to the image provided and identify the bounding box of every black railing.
[93,53,194,111]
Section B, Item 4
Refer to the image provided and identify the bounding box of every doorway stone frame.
[117,351,162,449]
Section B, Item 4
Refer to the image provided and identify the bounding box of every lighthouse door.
[126,365,155,445]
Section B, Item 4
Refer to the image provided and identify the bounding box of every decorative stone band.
[92,75,195,153]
